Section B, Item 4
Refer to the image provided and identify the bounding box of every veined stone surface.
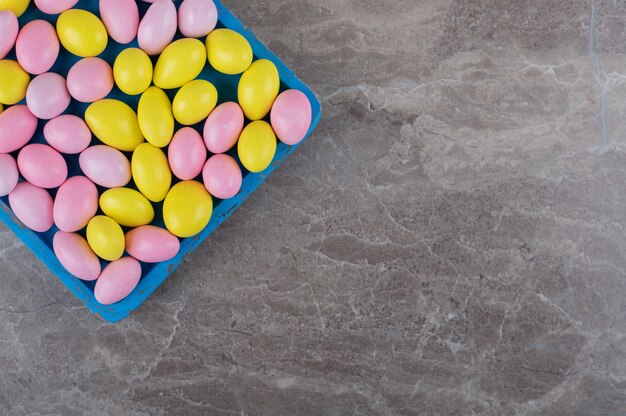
[1,1,626,415]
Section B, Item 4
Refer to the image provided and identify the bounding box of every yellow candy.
[238,59,280,121]
[153,39,206,90]
[113,48,152,96]
[100,188,154,228]
[57,10,108,57]
[131,143,172,202]
[206,29,253,75]
[0,0,29,17]
[172,80,217,126]
[137,87,174,148]
[237,121,277,173]
[85,99,144,152]
[0,60,30,105]
[86,216,125,261]
[163,181,212,238]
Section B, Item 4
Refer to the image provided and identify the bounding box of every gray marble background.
[2,0,626,415]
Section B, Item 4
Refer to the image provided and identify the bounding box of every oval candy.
[173,79,217,126]
[271,89,312,145]
[9,181,54,232]
[125,225,180,263]
[203,154,242,200]
[0,59,30,105]
[15,20,59,75]
[203,102,244,154]
[57,9,108,57]
[17,144,68,189]
[53,232,101,281]
[163,180,212,238]
[44,115,92,154]
[0,105,37,153]
[100,0,139,45]
[34,0,78,14]
[85,99,144,152]
[113,47,152,96]
[237,120,277,173]
[178,0,217,38]
[131,143,172,202]
[0,11,18,60]
[138,86,174,147]
[86,215,125,261]
[206,29,252,75]
[79,145,131,188]
[0,0,30,17]
[238,59,280,121]
[138,0,177,56]
[26,72,71,120]
[153,38,206,90]
[100,188,155,227]
[168,127,206,180]
[94,257,141,305]
[53,176,98,232]
[0,154,18,196]
[67,57,114,102]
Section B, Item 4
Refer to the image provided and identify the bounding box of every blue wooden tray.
[0,0,321,322]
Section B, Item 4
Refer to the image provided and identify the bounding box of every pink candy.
[17,144,68,189]
[178,0,217,38]
[0,105,38,154]
[271,89,312,145]
[53,232,101,281]
[67,58,114,103]
[0,11,19,60]
[0,154,19,197]
[15,20,59,75]
[100,0,139,45]
[8,181,54,233]
[34,0,79,14]
[203,102,244,154]
[26,73,71,120]
[138,0,177,55]
[202,154,242,200]
[125,225,180,263]
[79,145,132,188]
[44,115,92,154]
[94,257,142,305]
[168,127,207,180]
[53,176,98,232]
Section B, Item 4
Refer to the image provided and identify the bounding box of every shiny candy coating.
[34,0,78,14]
[67,57,113,103]
[99,0,139,45]
[173,80,217,126]
[271,89,312,145]
[178,0,217,38]
[131,143,172,202]
[153,38,206,90]
[0,154,18,196]
[113,48,152,96]
[163,180,212,238]
[44,115,92,154]
[206,29,253,75]
[168,127,206,180]
[100,188,155,227]
[15,19,59,75]
[85,99,144,152]
[138,86,174,147]
[0,0,30,17]
[238,59,280,121]
[203,101,244,154]
[25,72,71,120]
[86,215,125,261]
[137,0,177,56]
[202,154,242,200]
[56,9,108,57]
[125,225,180,263]
[0,10,18,60]
[79,145,131,188]
[237,120,277,173]
[52,232,100,281]
[0,59,30,105]
[17,144,68,189]
[0,105,37,153]
[8,181,54,232]
[53,176,98,232]
[94,257,141,305]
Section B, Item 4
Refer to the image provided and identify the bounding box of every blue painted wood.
[0,0,321,322]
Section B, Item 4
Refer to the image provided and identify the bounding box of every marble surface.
[2,0,626,414]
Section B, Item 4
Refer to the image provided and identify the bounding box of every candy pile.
[0,0,313,305]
